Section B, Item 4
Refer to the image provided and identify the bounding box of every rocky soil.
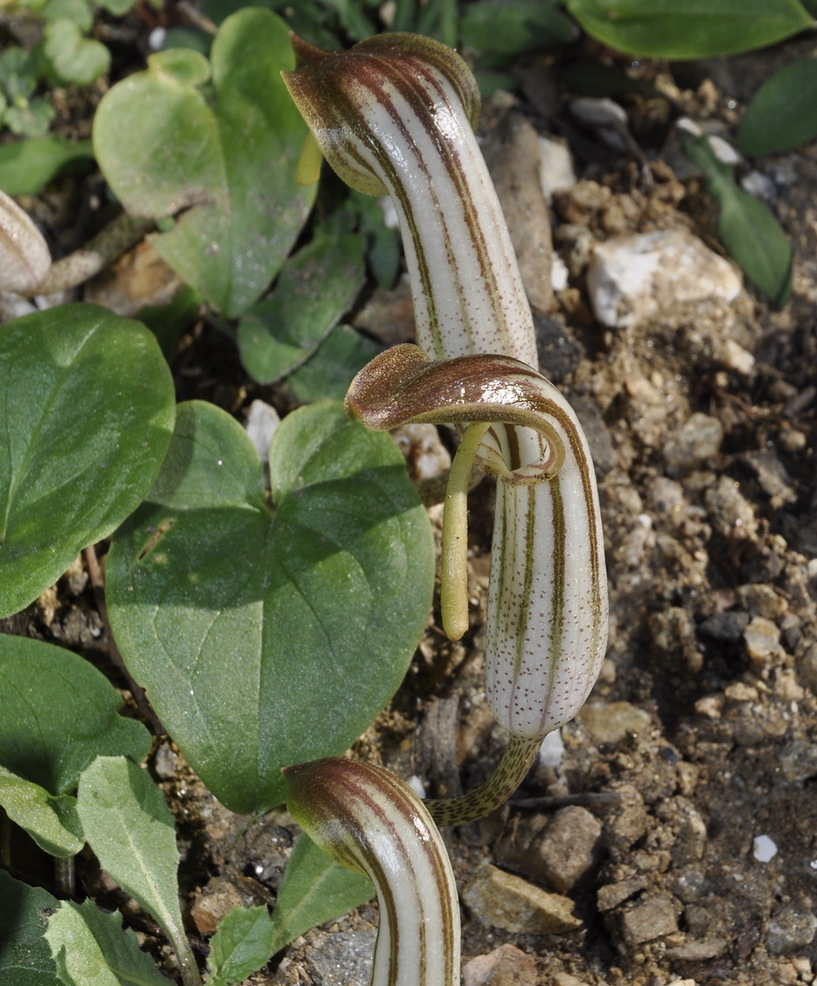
[4,26,817,986]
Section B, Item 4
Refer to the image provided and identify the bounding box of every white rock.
[538,729,564,769]
[587,229,742,328]
[244,399,281,464]
[538,136,576,200]
[753,834,778,862]
[550,254,569,291]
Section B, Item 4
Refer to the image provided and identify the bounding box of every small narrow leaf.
[0,135,94,196]
[0,635,150,795]
[237,233,366,384]
[565,0,813,58]
[737,58,817,155]
[0,767,83,857]
[0,870,60,986]
[268,833,373,956]
[76,757,198,986]
[683,135,792,306]
[208,907,274,986]
[45,900,171,986]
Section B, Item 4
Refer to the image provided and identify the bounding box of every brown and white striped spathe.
[284,757,460,986]
[282,33,537,368]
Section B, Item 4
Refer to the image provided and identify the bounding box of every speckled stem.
[425,732,543,827]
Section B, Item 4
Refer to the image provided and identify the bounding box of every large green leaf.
[76,757,197,986]
[565,0,813,58]
[0,767,83,858]
[237,233,366,384]
[683,135,792,306]
[0,636,150,795]
[0,870,61,986]
[0,304,175,619]
[268,833,373,956]
[45,900,171,986]
[93,9,315,318]
[106,400,433,812]
[737,58,817,155]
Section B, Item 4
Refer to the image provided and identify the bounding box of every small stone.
[798,643,817,693]
[462,864,582,934]
[740,449,798,507]
[462,944,537,986]
[597,876,648,911]
[497,807,602,893]
[699,611,750,643]
[307,929,377,986]
[767,905,817,955]
[720,338,755,376]
[586,229,741,329]
[665,938,728,961]
[753,834,778,862]
[704,476,757,537]
[577,701,651,744]
[743,616,783,668]
[538,136,576,200]
[392,423,451,484]
[779,740,817,782]
[663,413,724,471]
[736,583,788,619]
[189,878,245,936]
[618,894,679,945]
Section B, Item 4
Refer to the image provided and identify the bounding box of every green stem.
[54,854,75,897]
[425,731,544,827]
[440,422,489,641]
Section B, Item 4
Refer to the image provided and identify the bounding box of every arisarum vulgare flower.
[283,32,608,825]
[284,757,460,986]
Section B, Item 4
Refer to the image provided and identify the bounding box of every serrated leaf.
[268,833,373,956]
[45,900,171,986]
[287,325,382,404]
[39,20,110,86]
[683,135,791,306]
[565,0,813,58]
[737,58,817,155]
[0,767,83,857]
[0,303,175,618]
[0,635,150,795]
[76,757,198,986]
[93,8,315,318]
[0,870,61,986]
[237,233,366,384]
[106,400,433,813]
[207,907,273,986]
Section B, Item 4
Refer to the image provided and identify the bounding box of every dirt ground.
[3,24,817,986]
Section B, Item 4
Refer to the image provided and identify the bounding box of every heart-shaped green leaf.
[237,233,366,384]
[565,0,813,58]
[737,58,817,156]
[0,635,151,795]
[106,400,433,812]
[93,8,315,318]
[0,304,175,618]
